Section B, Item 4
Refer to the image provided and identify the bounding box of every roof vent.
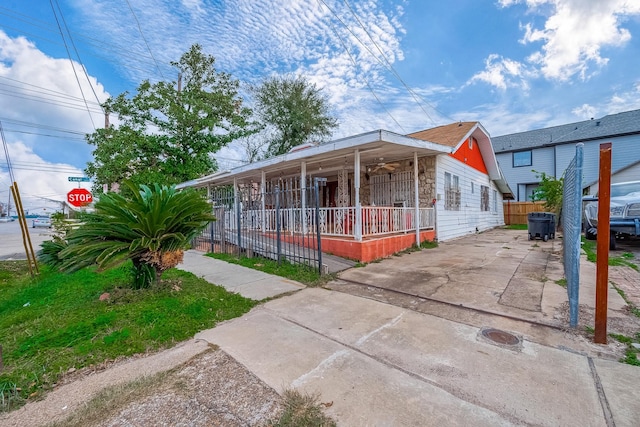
[596,121,601,126]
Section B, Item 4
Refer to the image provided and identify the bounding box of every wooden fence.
[503,201,547,225]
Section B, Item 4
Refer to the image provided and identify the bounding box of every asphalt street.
[0,220,53,260]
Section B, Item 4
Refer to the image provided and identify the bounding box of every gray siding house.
[492,109,640,201]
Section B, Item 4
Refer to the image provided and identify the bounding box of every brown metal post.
[594,143,611,344]
[11,182,39,276]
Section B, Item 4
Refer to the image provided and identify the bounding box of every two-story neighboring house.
[492,109,640,201]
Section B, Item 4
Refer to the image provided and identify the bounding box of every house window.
[513,150,532,167]
[493,190,498,212]
[471,182,474,194]
[444,172,460,211]
[480,185,490,211]
[370,171,415,207]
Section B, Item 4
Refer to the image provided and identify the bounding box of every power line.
[341,0,443,125]
[0,6,168,77]
[0,78,103,107]
[2,129,86,140]
[0,162,81,174]
[49,0,96,130]
[318,0,406,133]
[124,0,165,79]
[0,89,103,114]
[321,0,455,131]
[0,117,88,135]
[52,0,105,113]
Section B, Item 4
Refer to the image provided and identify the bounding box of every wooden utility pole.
[594,143,612,344]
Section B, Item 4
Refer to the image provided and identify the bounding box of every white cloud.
[507,0,640,81]
[0,31,108,211]
[1,141,86,213]
[467,54,531,91]
[71,0,408,142]
[0,30,109,147]
[571,103,598,120]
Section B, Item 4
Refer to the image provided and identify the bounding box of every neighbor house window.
[513,150,532,167]
[480,185,490,211]
[444,172,460,211]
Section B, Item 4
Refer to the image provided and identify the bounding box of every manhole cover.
[481,328,520,346]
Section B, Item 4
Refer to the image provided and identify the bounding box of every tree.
[253,75,338,157]
[86,44,255,191]
[531,170,564,220]
[47,182,214,289]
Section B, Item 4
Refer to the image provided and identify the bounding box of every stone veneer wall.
[354,156,436,207]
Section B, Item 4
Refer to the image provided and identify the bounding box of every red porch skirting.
[275,230,436,263]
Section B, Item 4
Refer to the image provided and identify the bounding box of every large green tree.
[253,75,338,157]
[86,44,255,190]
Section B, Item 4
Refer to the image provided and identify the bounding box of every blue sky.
[1,0,639,211]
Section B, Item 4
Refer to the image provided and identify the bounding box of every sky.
[1,0,639,213]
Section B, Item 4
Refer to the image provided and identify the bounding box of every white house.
[180,121,512,262]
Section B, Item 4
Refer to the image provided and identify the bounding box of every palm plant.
[58,182,214,288]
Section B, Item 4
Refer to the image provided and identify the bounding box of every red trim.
[275,231,436,263]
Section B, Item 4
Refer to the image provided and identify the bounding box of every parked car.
[583,181,640,250]
[32,217,52,228]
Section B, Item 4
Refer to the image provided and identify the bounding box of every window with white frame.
[493,190,498,212]
[513,150,532,167]
[444,172,460,211]
[480,185,490,211]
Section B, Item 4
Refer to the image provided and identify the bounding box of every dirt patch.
[1,347,287,427]
[49,348,284,427]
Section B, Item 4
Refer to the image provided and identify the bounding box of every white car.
[584,181,640,250]
[32,217,52,228]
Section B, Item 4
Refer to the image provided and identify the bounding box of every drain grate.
[481,328,520,346]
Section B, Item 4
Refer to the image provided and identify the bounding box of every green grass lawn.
[580,238,638,270]
[0,260,256,411]
[207,252,325,285]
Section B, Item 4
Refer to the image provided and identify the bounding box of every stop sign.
[67,188,93,207]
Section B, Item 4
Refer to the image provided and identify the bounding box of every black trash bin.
[527,212,556,241]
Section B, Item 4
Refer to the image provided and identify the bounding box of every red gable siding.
[450,137,488,174]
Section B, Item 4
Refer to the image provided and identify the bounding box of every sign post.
[67,188,93,207]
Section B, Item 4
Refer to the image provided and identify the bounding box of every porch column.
[261,170,266,231]
[354,149,362,241]
[234,177,241,253]
[414,151,420,246]
[301,161,307,234]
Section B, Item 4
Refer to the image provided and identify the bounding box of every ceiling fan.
[371,161,400,172]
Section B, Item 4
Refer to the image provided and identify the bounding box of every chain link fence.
[562,143,584,327]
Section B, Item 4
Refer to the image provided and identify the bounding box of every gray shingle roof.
[492,109,640,153]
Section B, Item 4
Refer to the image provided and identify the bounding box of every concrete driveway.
[196,228,640,426]
[330,228,638,341]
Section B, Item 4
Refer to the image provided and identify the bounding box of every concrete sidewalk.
[197,287,640,426]
[177,250,305,300]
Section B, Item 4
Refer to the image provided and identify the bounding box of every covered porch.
[182,130,452,263]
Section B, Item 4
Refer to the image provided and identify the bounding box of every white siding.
[435,155,505,241]
[555,135,640,188]
[497,134,640,201]
[585,162,640,195]
[496,147,555,201]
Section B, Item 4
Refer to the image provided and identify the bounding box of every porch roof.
[181,129,453,188]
